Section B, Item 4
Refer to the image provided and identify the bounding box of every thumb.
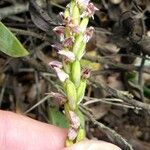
[63,140,122,150]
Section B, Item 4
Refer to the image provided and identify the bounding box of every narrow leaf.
[0,22,29,57]
[48,107,69,128]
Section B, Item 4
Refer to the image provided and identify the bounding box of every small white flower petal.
[69,111,80,129]
[86,3,99,18]
[58,50,75,61]
[68,128,77,140]
[81,3,99,18]
[83,26,94,42]
[63,37,74,47]
[76,0,90,7]
[49,61,63,68]
[53,26,65,34]
[50,92,66,105]
[54,67,69,82]
[51,43,62,51]
[53,26,65,41]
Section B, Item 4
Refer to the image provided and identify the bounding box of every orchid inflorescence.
[49,0,98,146]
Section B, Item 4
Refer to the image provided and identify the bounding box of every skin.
[0,110,121,150]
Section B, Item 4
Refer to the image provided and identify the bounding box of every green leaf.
[48,107,69,128]
[144,85,150,98]
[0,22,29,57]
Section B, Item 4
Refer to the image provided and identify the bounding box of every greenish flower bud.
[72,5,80,25]
[77,79,86,104]
[71,60,81,86]
[76,128,85,142]
[64,103,70,119]
[70,1,75,16]
[64,7,71,38]
[64,8,70,18]
[65,27,70,38]
[73,34,83,56]
[65,79,77,110]
[63,61,71,75]
[80,17,89,32]
[76,42,86,60]
[76,109,85,128]
[66,139,73,147]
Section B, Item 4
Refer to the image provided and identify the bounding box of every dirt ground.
[0,0,150,150]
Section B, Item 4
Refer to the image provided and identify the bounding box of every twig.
[9,27,51,42]
[51,1,65,10]
[101,0,108,10]
[34,70,42,117]
[132,0,143,13]
[83,97,141,110]
[24,94,51,114]
[89,78,150,111]
[80,105,133,150]
[0,0,65,19]
[0,3,29,19]
[84,55,136,71]
[0,0,45,19]
[41,73,64,94]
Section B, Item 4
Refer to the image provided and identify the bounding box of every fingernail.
[63,140,122,150]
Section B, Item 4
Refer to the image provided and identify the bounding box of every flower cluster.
[49,0,98,146]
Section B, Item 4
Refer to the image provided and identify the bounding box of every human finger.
[0,110,67,150]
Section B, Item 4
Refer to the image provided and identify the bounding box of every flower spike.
[50,0,97,146]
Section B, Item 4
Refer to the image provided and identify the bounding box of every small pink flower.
[68,128,77,140]
[83,26,94,42]
[49,61,69,82]
[69,111,80,129]
[54,67,69,82]
[63,37,74,47]
[53,26,65,41]
[60,16,80,35]
[58,50,75,61]
[50,92,66,105]
[49,61,62,68]
[67,21,80,35]
[82,3,99,18]
[76,0,90,8]
[63,16,72,25]
[82,68,91,79]
[51,43,63,51]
